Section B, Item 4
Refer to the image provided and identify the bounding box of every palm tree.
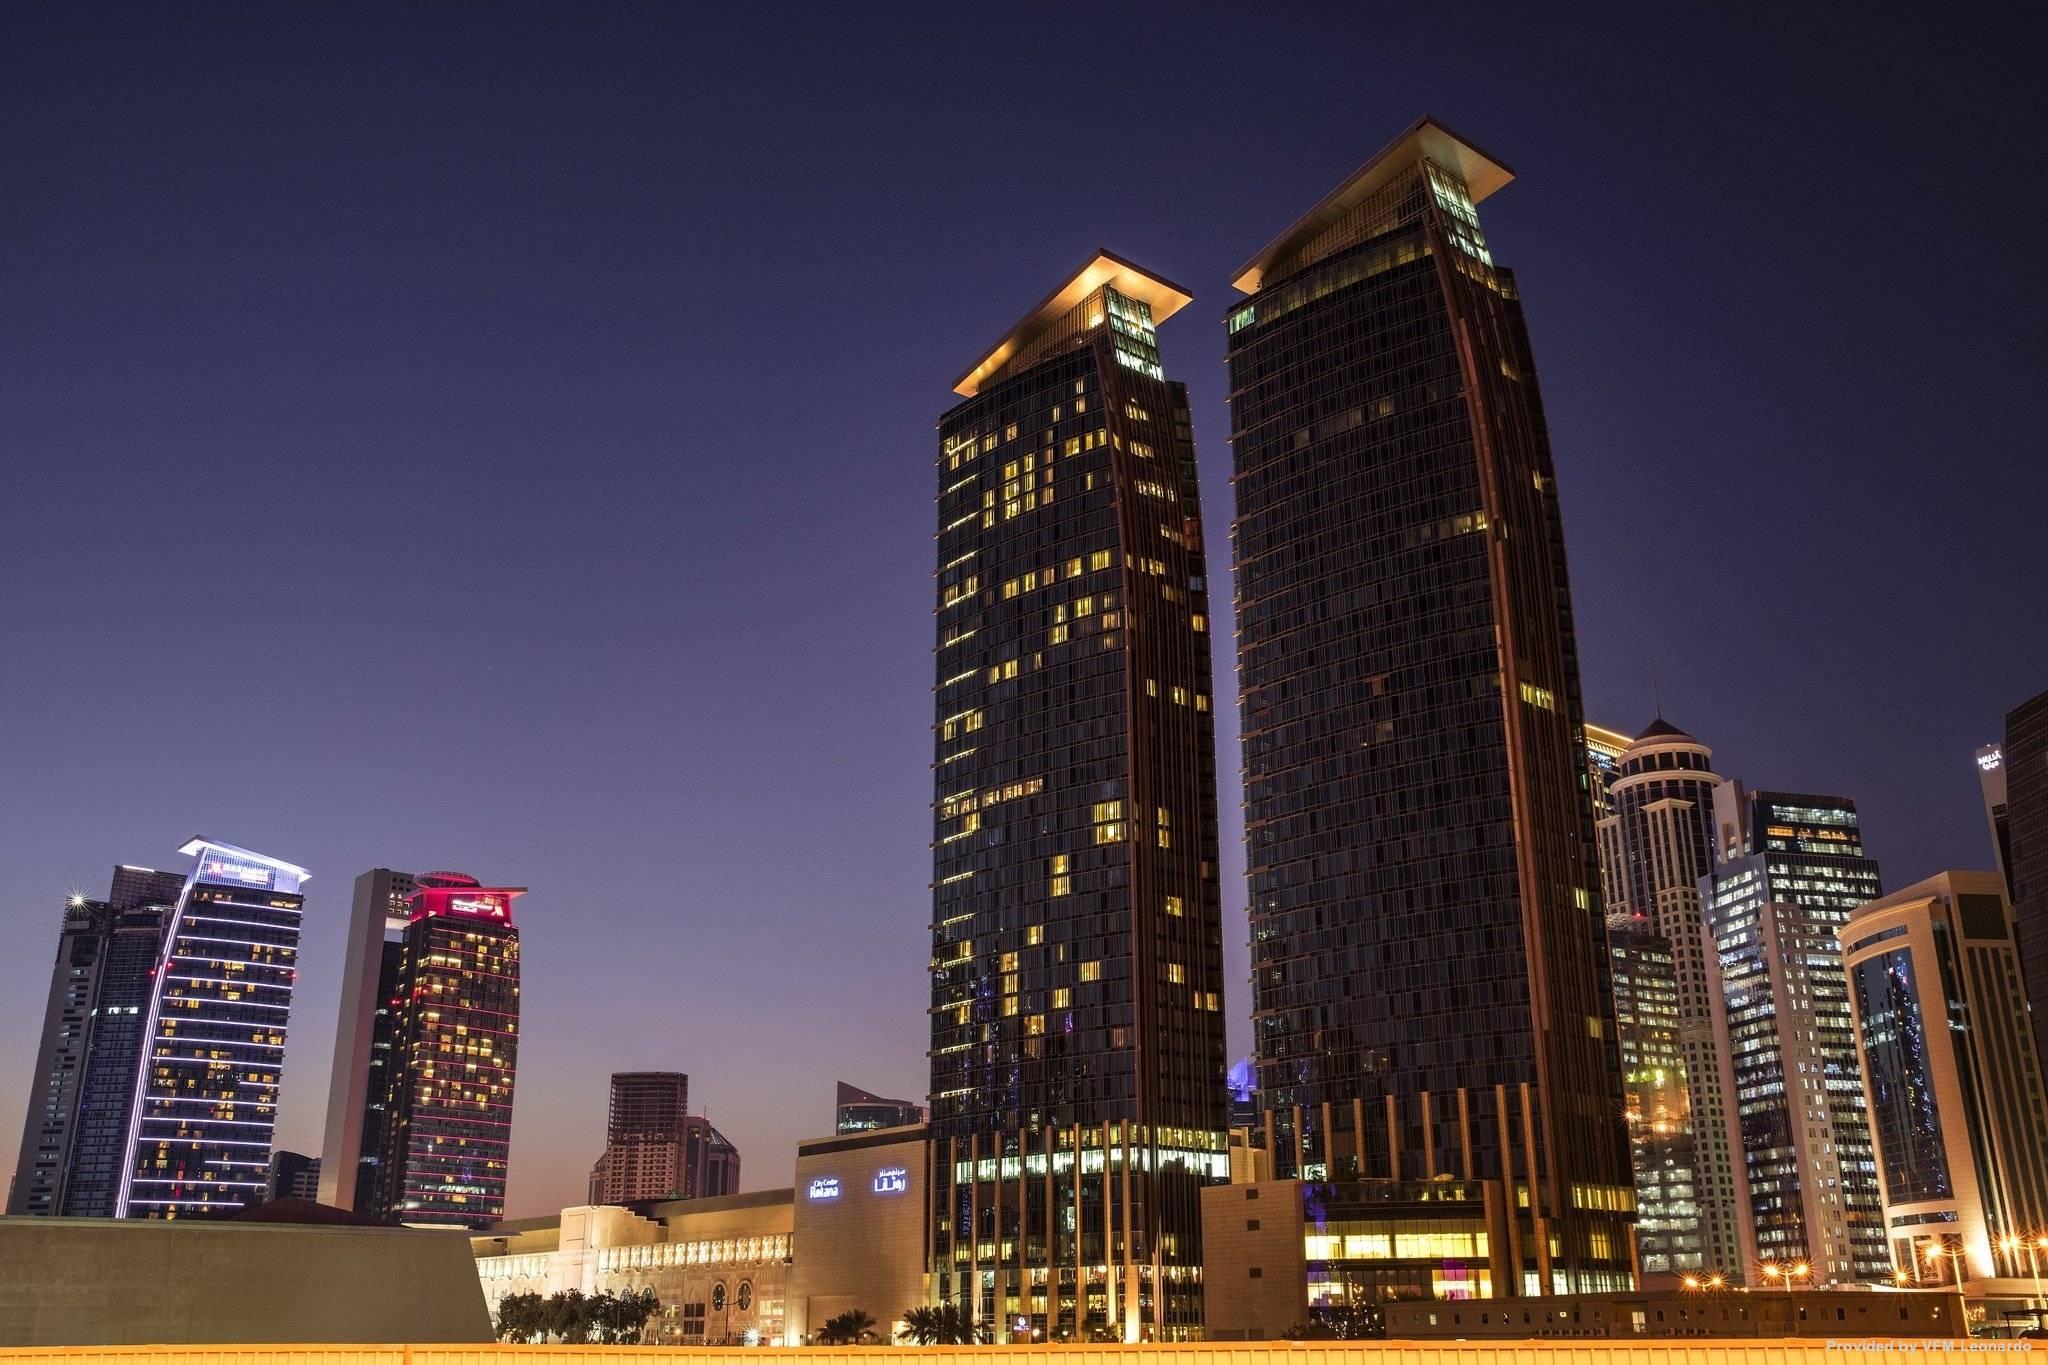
[898,1301,989,1345]
[818,1309,878,1345]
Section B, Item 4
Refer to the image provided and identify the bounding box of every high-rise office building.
[2001,689,2048,1079]
[114,839,309,1219]
[1593,721,1753,1281]
[7,865,184,1216]
[1978,745,2013,898]
[1704,786,1888,1283]
[590,1071,690,1203]
[680,1115,741,1200]
[1839,871,2048,1285]
[377,873,523,1228]
[930,250,1228,1339]
[262,1149,322,1204]
[1226,117,1633,1297]
[317,868,417,1215]
[1584,723,1631,822]
[1604,917,1700,1280]
[835,1082,922,1134]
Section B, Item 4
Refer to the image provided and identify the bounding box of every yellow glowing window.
[1003,997,1019,1017]
[1025,924,1043,946]
[1094,823,1124,844]
[988,659,1019,682]
[1079,961,1102,983]
[1025,1014,1045,1036]
[1089,550,1112,571]
[1519,680,1556,711]
[1049,624,1068,645]
[1065,557,1083,578]
[1051,988,1070,1009]
[1164,896,1183,917]
[1050,876,1072,897]
[941,576,979,609]
[1165,963,1185,984]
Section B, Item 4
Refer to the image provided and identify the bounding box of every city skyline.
[2,7,2042,1221]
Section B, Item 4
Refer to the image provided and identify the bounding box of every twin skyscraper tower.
[925,118,1634,1338]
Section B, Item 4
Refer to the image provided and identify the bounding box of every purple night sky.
[2,6,2042,1218]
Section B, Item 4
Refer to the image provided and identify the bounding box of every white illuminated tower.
[114,838,309,1218]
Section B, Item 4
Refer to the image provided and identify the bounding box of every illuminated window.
[1518,680,1556,711]
[1164,896,1183,917]
[1077,961,1102,983]
[1089,550,1112,571]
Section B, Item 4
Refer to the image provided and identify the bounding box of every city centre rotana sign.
[807,1177,840,1200]
[873,1167,908,1194]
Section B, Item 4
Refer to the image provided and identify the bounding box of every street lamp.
[1923,1237,1966,1290]
[1761,1262,1808,1297]
[1998,1233,2046,1313]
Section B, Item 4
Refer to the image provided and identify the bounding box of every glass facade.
[1226,120,1632,1295]
[1606,919,1702,1277]
[929,254,1226,1339]
[1705,787,1888,1282]
[2003,690,2048,1080]
[116,840,308,1218]
[378,875,523,1228]
[1302,1181,1495,1304]
[1848,947,1950,1204]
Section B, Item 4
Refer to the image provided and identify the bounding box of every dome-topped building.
[1596,719,1757,1284]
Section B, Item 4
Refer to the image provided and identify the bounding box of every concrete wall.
[1199,1181,1308,1340]
[0,1215,491,1346]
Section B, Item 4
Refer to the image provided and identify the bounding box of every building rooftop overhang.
[177,837,312,885]
[952,249,1193,398]
[1231,116,1514,295]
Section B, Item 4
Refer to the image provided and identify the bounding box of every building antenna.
[1649,664,1662,721]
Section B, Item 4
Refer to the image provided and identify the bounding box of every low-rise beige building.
[787,1124,930,1341]
[473,1125,930,1346]
[472,1190,792,1344]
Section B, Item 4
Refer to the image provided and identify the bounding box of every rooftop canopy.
[953,248,1192,398]
[1231,115,1514,295]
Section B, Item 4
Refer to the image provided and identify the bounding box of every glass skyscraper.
[929,250,1228,1339]
[2000,689,2048,1081]
[1704,784,1889,1283]
[114,839,309,1219]
[1225,117,1633,1295]
[7,864,184,1217]
[377,872,524,1228]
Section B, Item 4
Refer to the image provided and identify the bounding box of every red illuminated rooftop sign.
[406,882,526,924]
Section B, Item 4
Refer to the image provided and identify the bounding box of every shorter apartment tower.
[1839,871,2048,1284]
[379,873,524,1228]
[1704,786,1888,1284]
[591,1072,691,1204]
